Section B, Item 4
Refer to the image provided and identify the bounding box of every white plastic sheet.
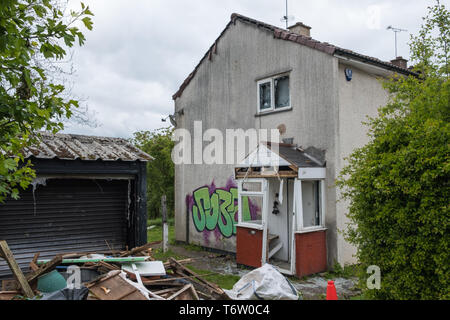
[224,264,299,300]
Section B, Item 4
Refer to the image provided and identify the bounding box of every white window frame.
[237,179,268,230]
[296,179,327,233]
[257,73,291,114]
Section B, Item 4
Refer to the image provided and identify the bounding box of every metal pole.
[285,0,288,29]
[395,31,398,57]
[161,195,168,253]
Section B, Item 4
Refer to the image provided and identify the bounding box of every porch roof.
[236,142,325,169]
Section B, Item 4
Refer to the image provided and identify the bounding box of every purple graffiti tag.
[203,229,211,246]
[213,227,222,243]
[208,180,216,196]
[225,176,237,190]
[185,194,194,213]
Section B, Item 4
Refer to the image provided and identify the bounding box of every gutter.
[334,50,418,77]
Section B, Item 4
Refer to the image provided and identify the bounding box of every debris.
[0,240,35,298]
[119,241,161,257]
[122,261,166,277]
[0,291,21,301]
[40,287,89,300]
[0,241,228,300]
[30,253,40,271]
[85,270,149,300]
[2,279,19,291]
[224,264,299,300]
[37,256,148,265]
[167,284,199,300]
[168,257,227,299]
[27,255,63,283]
[36,270,67,293]
[101,286,111,295]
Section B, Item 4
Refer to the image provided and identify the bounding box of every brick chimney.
[288,22,311,37]
[390,56,408,69]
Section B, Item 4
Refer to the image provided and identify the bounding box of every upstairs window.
[257,73,290,113]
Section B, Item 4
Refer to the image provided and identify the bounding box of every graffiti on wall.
[186,177,260,245]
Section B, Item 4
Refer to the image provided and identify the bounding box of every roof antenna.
[386,25,408,57]
[280,0,294,29]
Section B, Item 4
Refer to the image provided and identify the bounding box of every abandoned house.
[172,13,416,277]
[0,132,152,278]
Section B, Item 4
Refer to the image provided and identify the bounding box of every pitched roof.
[24,132,153,162]
[173,13,417,100]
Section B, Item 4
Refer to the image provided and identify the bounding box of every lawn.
[186,264,240,290]
[147,218,175,243]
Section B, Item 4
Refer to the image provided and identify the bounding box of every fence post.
[161,195,168,253]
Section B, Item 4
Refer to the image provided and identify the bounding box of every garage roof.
[24,132,153,162]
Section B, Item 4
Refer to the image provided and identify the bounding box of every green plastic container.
[37,270,67,293]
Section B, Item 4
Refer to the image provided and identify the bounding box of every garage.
[0,132,152,278]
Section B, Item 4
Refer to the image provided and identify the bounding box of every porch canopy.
[234,142,326,179]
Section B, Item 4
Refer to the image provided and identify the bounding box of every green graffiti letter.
[230,188,238,235]
[192,187,210,232]
[216,189,233,238]
[241,196,252,222]
[206,192,219,230]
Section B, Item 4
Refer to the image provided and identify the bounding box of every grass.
[186,264,241,290]
[147,218,175,243]
[150,248,186,262]
[322,263,360,280]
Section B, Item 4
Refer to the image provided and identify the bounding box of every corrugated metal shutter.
[0,179,130,279]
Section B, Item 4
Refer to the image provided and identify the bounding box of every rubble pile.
[0,240,228,300]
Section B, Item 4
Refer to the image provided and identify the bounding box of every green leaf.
[81,16,93,30]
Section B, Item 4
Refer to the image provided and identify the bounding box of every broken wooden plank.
[86,270,147,300]
[167,284,199,300]
[30,253,40,272]
[197,290,214,300]
[0,240,34,298]
[27,255,63,283]
[0,291,21,300]
[97,260,120,271]
[163,258,196,268]
[153,288,180,295]
[2,279,18,291]
[168,258,225,295]
[171,267,228,300]
[141,271,217,286]
[119,241,161,257]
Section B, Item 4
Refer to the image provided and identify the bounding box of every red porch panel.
[295,230,327,277]
[236,226,263,268]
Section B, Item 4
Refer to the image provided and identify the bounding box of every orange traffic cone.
[326,280,338,300]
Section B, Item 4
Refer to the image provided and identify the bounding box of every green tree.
[132,127,175,219]
[337,1,449,300]
[0,0,93,201]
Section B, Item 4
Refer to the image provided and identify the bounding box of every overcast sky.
[63,0,447,138]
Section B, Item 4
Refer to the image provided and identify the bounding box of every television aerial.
[161,114,177,127]
[280,0,294,29]
[386,25,408,57]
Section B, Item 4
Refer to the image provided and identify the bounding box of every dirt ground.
[162,243,361,300]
